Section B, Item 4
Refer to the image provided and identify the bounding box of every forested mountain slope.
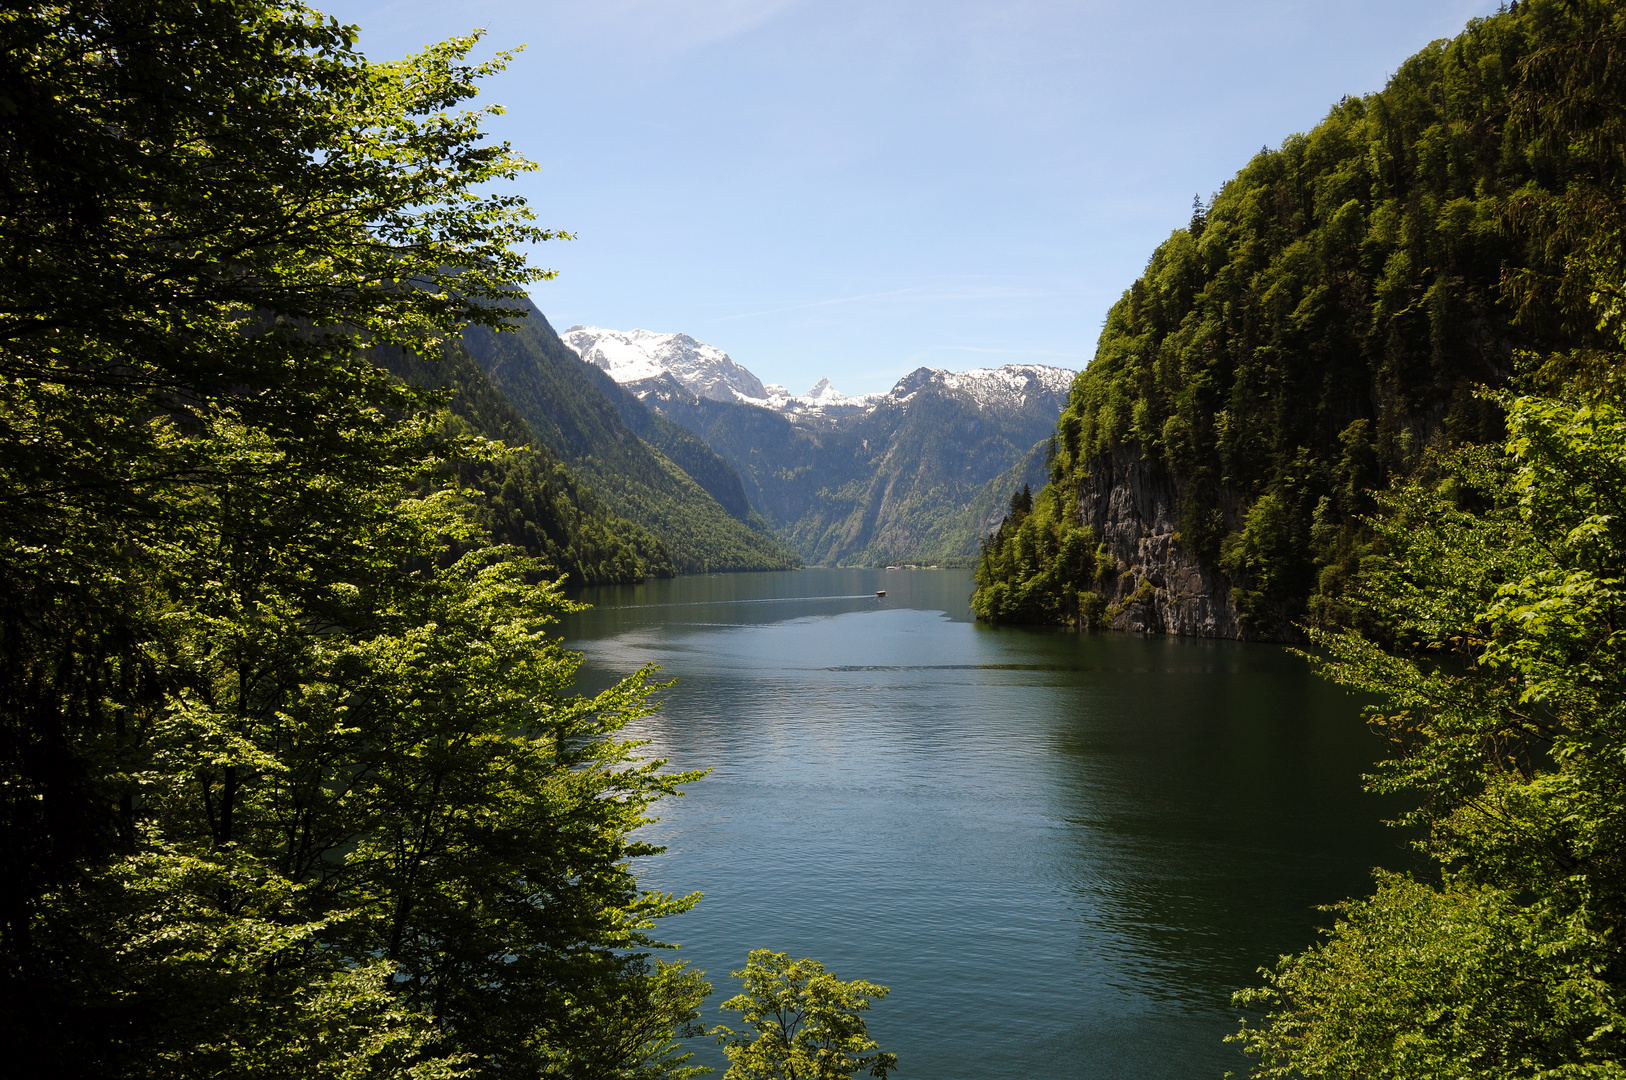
[641,365,1072,566]
[956,438,1055,558]
[459,299,799,573]
[975,0,1609,638]
[373,342,674,584]
[583,366,761,525]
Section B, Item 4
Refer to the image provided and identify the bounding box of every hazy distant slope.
[638,386,865,547]
[640,365,1072,566]
[581,369,759,524]
[459,301,799,573]
[943,438,1055,563]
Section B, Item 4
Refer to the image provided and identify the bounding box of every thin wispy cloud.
[927,344,1087,359]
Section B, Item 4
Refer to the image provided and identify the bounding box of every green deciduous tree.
[716,951,897,1080]
[0,1,707,1074]
[1232,381,1626,1079]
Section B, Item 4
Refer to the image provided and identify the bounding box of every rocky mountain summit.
[560,325,769,403]
[762,376,878,419]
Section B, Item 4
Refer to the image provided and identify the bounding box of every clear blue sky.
[324,0,1495,395]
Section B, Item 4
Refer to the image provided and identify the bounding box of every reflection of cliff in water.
[1034,634,1411,1010]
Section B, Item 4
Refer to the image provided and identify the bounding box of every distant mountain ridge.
[560,325,1075,566]
[457,302,799,574]
[562,324,1072,425]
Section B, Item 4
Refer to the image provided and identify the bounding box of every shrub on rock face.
[972,479,1103,628]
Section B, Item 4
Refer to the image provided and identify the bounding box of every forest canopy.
[0,1,705,1075]
[974,0,1626,637]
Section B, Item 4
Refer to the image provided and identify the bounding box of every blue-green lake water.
[561,568,1403,1079]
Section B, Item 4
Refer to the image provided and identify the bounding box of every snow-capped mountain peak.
[561,325,767,403]
[560,323,1073,420]
[872,365,1076,413]
[910,364,1077,409]
[799,377,866,405]
[758,377,880,418]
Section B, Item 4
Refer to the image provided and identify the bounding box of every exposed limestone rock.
[1078,448,1249,640]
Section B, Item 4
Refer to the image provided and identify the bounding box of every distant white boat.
[875,590,886,598]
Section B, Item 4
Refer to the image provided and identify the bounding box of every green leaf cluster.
[0,2,707,1074]
[977,0,1623,635]
[716,950,897,1080]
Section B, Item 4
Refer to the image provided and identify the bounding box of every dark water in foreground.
[561,569,1403,1080]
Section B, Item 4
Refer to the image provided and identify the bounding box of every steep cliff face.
[1079,449,1247,639]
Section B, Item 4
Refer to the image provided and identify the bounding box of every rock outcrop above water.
[1079,449,1246,639]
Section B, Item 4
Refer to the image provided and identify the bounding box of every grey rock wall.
[1079,448,1248,639]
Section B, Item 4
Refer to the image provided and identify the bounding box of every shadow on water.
[559,570,1409,1080]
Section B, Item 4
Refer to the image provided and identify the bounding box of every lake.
[561,568,1404,1080]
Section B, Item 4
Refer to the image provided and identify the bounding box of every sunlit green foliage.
[971,480,1107,627]
[1232,4,1626,1067]
[977,0,1621,634]
[126,507,709,1078]
[0,1,705,1074]
[1235,872,1624,1079]
[1232,379,1626,1079]
[716,950,897,1080]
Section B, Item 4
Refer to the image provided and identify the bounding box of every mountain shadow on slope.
[374,341,675,585]
[458,300,799,573]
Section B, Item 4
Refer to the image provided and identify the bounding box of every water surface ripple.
[562,569,1402,1080]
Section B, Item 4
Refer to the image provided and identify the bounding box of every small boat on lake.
[875,590,886,597]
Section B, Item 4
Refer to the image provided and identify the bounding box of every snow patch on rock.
[561,325,1074,421]
[561,325,768,403]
